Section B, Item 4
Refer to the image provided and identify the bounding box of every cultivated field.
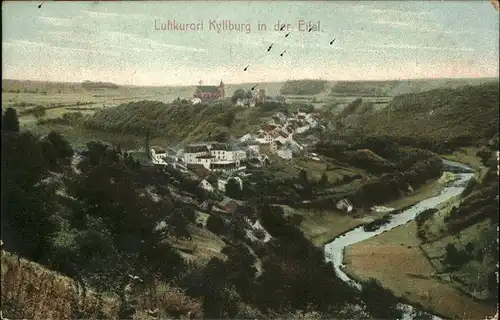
[343,221,496,320]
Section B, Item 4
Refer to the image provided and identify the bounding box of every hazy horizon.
[3,76,499,88]
[3,1,499,86]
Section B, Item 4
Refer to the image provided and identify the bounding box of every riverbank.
[299,175,445,247]
[343,221,497,319]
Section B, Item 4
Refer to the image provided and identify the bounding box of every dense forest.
[329,78,497,97]
[81,99,307,144]
[357,82,499,145]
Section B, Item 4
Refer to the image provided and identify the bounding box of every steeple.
[220,79,224,87]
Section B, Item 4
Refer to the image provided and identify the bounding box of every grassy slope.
[1,249,204,319]
[359,82,500,142]
[1,250,120,319]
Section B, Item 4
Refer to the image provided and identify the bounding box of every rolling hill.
[329,78,498,97]
[355,82,499,144]
[82,100,282,144]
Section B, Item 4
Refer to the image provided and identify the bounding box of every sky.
[2,1,499,86]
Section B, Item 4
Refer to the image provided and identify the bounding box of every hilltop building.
[194,80,225,101]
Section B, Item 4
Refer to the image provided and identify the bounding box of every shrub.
[206,214,225,235]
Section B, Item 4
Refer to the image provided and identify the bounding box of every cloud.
[3,39,121,57]
[371,19,414,28]
[42,30,207,54]
[82,10,150,20]
[38,16,72,27]
[371,44,475,52]
[104,31,208,52]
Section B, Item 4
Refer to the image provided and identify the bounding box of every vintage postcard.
[2,1,499,319]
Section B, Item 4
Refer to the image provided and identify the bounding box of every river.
[324,161,474,319]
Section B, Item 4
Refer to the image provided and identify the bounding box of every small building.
[273,112,287,124]
[270,140,283,152]
[191,97,202,105]
[295,124,310,134]
[217,197,241,214]
[255,131,274,145]
[236,97,256,108]
[199,179,214,192]
[239,133,254,143]
[247,143,260,155]
[276,148,292,160]
[218,179,228,192]
[305,114,318,128]
[150,146,168,164]
[336,198,353,213]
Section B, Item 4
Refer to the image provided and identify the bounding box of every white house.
[236,97,256,107]
[199,179,214,192]
[270,140,283,152]
[247,144,260,154]
[183,143,247,171]
[276,148,293,160]
[217,179,228,192]
[183,144,211,164]
[239,133,254,143]
[295,124,311,134]
[273,112,287,124]
[150,146,168,165]
[191,97,202,105]
[336,199,353,213]
[255,131,274,144]
[305,114,318,128]
[266,118,277,126]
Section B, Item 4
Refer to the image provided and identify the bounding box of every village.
[149,107,324,203]
[139,80,365,221]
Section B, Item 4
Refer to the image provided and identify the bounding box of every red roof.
[262,124,277,133]
[223,201,240,213]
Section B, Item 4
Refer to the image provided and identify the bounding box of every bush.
[444,243,470,268]
[206,214,226,235]
[415,208,438,227]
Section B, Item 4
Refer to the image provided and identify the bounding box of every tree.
[206,214,225,235]
[299,169,309,186]
[2,107,20,133]
[224,111,236,128]
[444,243,469,267]
[225,178,242,199]
[145,130,151,159]
[32,105,46,119]
[465,242,475,256]
[360,279,402,319]
[319,172,328,186]
[231,88,246,103]
[47,131,74,163]
[1,131,57,260]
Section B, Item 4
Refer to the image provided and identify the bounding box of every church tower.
[219,79,225,99]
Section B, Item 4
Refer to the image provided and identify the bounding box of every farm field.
[343,220,496,320]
